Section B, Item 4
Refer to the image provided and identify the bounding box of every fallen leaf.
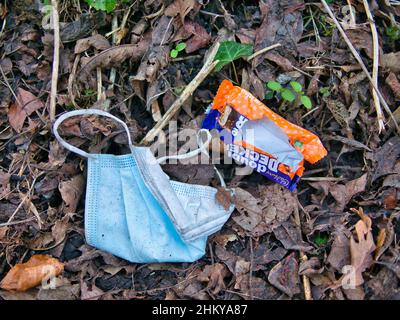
[327,226,351,272]
[59,174,85,213]
[78,41,150,84]
[349,214,376,286]
[215,186,233,210]
[267,253,300,297]
[273,220,313,252]
[385,72,400,100]
[38,284,80,300]
[0,57,12,74]
[382,52,400,73]
[234,275,280,299]
[165,0,196,23]
[232,188,262,232]
[329,174,368,211]
[60,12,108,43]
[81,280,104,300]
[8,88,44,133]
[197,263,229,295]
[74,34,111,54]
[0,255,64,292]
[373,136,400,182]
[184,20,211,53]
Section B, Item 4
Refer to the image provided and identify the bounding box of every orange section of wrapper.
[213,80,327,164]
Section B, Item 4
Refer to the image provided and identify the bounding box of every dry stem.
[50,0,60,122]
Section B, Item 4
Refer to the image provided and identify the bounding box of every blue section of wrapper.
[202,108,300,191]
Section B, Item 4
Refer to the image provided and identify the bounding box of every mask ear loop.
[53,109,134,158]
[155,129,212,164]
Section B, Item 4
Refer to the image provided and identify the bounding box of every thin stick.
[362,0,385,132]
[321,0,399,133]
[246,43,281,61]
[141,43,220,145]
[50,0,60,122]
[293,205,312,300]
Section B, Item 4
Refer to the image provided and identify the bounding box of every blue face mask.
[53,109,234,263]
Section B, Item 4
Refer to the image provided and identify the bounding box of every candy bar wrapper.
[202,80,328,191]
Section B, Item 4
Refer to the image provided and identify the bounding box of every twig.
[50,0,60,122]
[108,14,119,93]
[321,0,399,133]
[293,205,312,300]
[245,43,281,61]
[141,43,220,145]
[362,0,385,133]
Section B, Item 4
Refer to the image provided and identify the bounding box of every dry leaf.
[382,52,400,73]
[184,20,211,53]
[233,188,262,231]
[165,0,195,23]
[8,88,44,132]
[215,186,233,210]
[0,255,64,292]
[59,174,85,213]
[349,213,376,286]
[268,253,300,297]
[197,263,229,295]
[78,41,150,84]
[74,34,111,54]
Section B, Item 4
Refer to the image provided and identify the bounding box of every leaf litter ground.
[0,0,399,300]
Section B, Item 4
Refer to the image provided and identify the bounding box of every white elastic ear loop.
[156,129,212,164]
[53,109,134,158]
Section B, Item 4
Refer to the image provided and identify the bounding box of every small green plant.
[319,87,331,98]
[85,0,118,13]
[266,80,312,109]
[170,43,187,59]
[386,25,400,42]
[313,233,329,247]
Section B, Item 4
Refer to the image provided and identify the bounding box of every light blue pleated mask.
[53,110,234,263]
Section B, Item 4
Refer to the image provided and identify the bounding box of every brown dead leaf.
[329,174,368,212]
[233,188,262,231]
[267,253,300,297]
[197,263,229,295]
[0,57,13,74]
[273,219,313,252]
[8,88,44,133]
[165,0,196,23]
[0,226,8,240]
[386,72,400,100]
[78,41,150,84]
[51,215,70,244]
[59,175,85,213]
[373,136,400,182]
[74,34,111,54]
[81,280,104,300]
[0,255,64,292]
[184,20,211,53]
[327,225,351,272]
[349,213,376,286]
[215,186,233,210]
[382,52,400,73]
[235,275,280,299]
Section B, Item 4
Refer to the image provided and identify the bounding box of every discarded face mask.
[53,109,234,263]
[202,80,327,191]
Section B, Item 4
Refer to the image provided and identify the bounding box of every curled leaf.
[0,255,64,292]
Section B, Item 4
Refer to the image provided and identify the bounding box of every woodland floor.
[0,0,399,300]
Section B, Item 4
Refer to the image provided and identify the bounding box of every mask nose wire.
[53,109,134,158]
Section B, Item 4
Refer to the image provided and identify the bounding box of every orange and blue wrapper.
[202,80,327,191]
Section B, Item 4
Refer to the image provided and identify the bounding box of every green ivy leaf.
[85,0,117,13]
[281,89,295,102]
[175,43,186,52]
[301,95,312,109]
[214,41,253,71]
[267,81,282,92]
[290,81,303,93]
[170,49,178,58]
